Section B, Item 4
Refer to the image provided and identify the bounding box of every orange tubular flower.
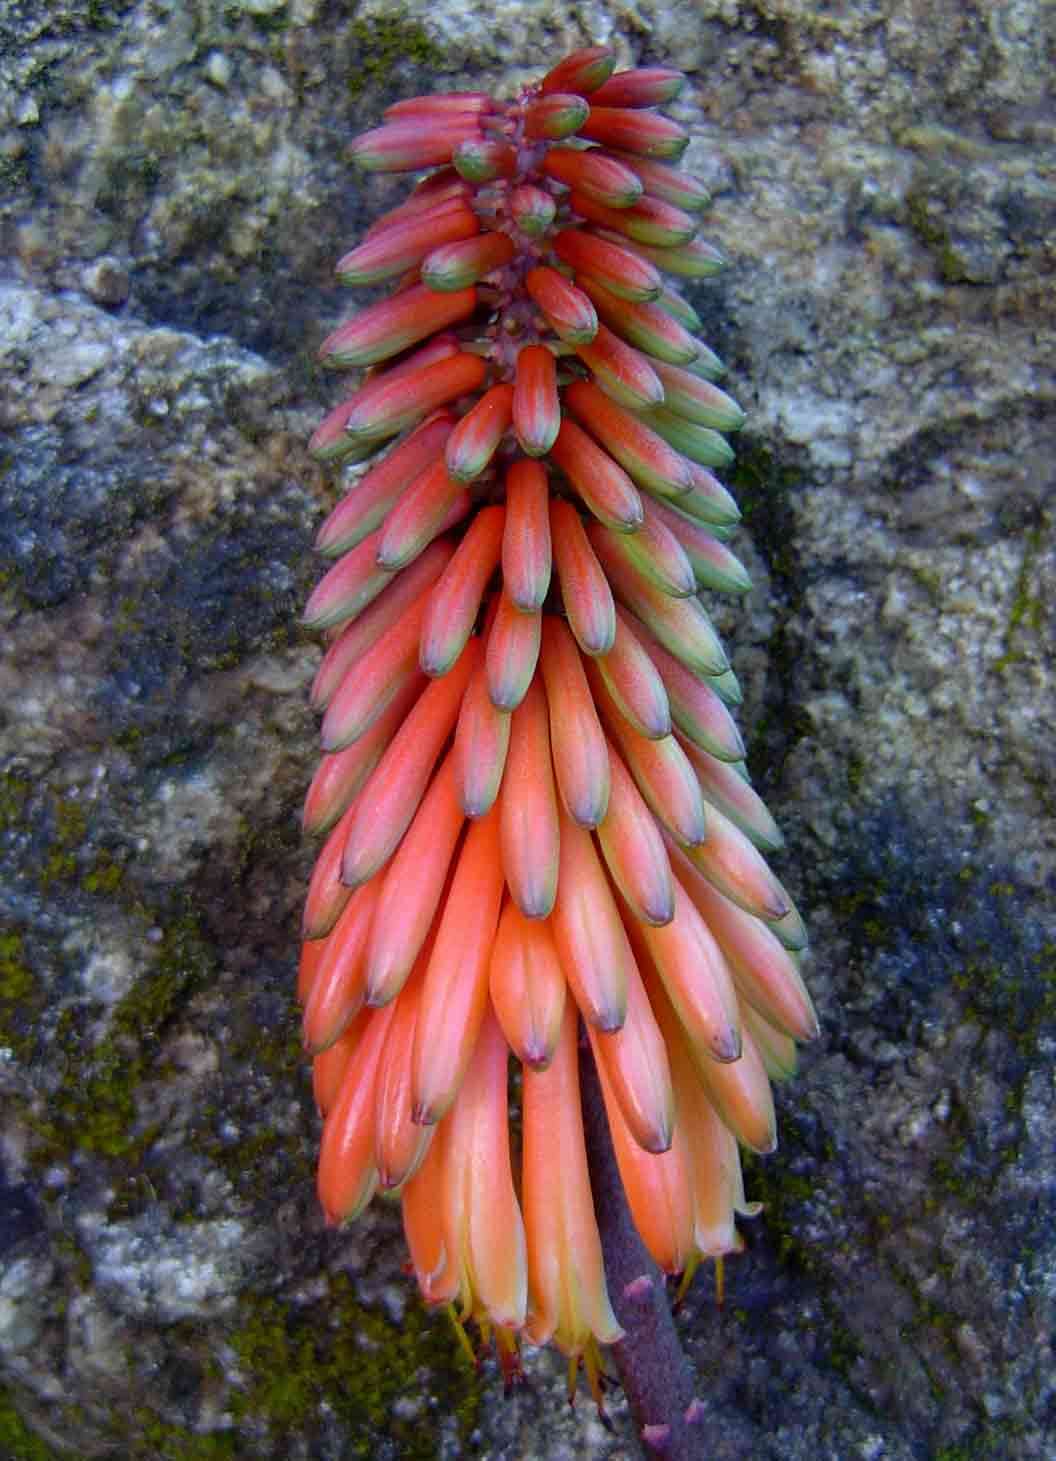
[403,1007,527,1342]
[523,1000,624,1386]
[295,42,815,1392]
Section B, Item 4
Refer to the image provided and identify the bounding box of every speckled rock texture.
[0,1,1053,1458]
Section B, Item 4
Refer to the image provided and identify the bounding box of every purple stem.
[580,1042,710,1460]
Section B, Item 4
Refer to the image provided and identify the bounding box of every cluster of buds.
[296,44,816,1397]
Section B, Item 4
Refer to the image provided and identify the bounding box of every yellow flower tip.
[446,1306,479,1367]
[713,1255,727,1307]
[673,1254,702,1309]
[579,1338,620,1416]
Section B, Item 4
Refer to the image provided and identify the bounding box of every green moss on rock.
[0,1387,60,1461]
[347,13,445,100]
[730,442,802,589]
[231,1277,480,1456]
[122,1411,238,1461]
[0,932,35,1009]
[994,526,1044,673]
[32,912,218,1161]
[0,770,31,831]
[0,932,42,1063]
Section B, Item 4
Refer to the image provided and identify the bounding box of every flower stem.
[579,1039,709,1459]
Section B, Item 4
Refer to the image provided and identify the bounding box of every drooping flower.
[296,43,817,1397]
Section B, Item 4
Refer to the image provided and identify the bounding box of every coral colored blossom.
[297,43,815,1397]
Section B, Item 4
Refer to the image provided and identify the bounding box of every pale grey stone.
[0,0,1051,1457]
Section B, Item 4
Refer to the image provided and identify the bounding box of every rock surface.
[0,1,1053,1458]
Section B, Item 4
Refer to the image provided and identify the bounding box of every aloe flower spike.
[295,43,812,1418]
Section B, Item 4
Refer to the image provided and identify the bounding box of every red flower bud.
[572,322,665,411]
[603,152,712,212]
[524,265,598,344]
[502,460,553,611]
[513,344,561,457]
[577,274,701,365]
[549,417,643,531]
[335,201,479,286]
[453,137,518,182]
[539,45,617,96]
[542,146,643,208]
[579,106,690,161]
[384,91,496,121]
[338,351,487,443]
[569,191,698,248]
[509,184,557,236]
[564,379,696,498]
[318,285,477,369]
[589,67,687,109]
[349,116,484,172]
[523,92,590,140]
[553,227,663,301]
[444,383,515,482]
[421,231,515,292]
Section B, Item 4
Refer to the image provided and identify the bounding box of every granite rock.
[0,1,1052,1458]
